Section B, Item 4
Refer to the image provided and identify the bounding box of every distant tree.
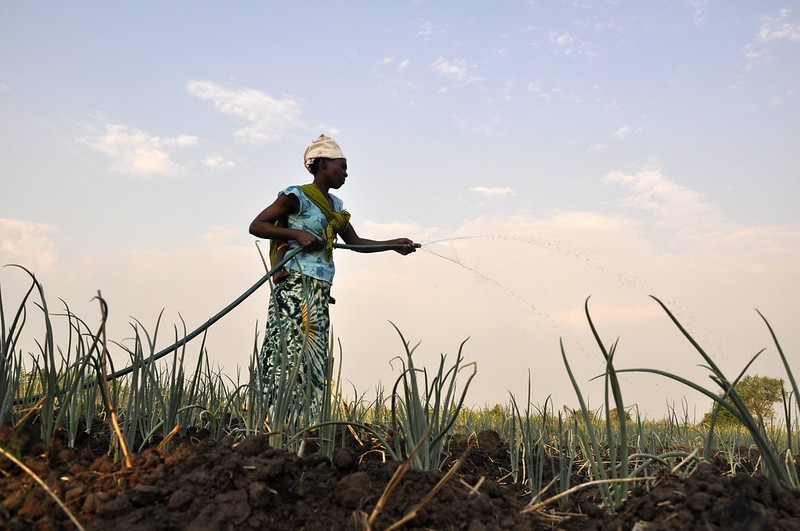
[735,375,784,424]
[703,375,784,426]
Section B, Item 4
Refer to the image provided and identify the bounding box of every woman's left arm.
[339,224,417,255]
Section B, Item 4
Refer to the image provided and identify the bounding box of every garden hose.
[14,241,420,403]
[104,241,419,380]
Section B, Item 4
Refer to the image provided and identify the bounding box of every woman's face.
[325,158,348,189]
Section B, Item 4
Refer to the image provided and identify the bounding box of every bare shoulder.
[274,191,301,215]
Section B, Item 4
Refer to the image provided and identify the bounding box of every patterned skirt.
[260,271,331,419]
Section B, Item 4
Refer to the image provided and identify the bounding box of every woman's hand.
[294,230,323,251]
[392,238,417,255]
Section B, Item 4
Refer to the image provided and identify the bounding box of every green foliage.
[619,296,798,489]
[702,404,740,426]
[734,375,784,424]
[703,375,784,427]
[389,323,477,471]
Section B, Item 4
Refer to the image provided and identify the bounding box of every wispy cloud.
[432,57,483,92]
[202,154,237,170]
[612,125,632,140]
[526,81,554,99]
[0,218,60,271]
[373,58,419,108]
[610,124,643,140]
[415,18,439,37]
[451,113,503,134]
[432,57,469,79]
[376,57,411,72]
[742,43,768,64]
[768,89,796,107]
[76,120,199,177]
[549,30,596,57]
[744,9,800,67]
[759,9,800,42]
[470,186,515,197]
[187,80,304,144]
[604,168,724,241]
[199,224,238,245]
[686,0,710,26]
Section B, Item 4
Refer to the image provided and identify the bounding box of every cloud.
[604,168,726,243]
[432,57,483,92]
[610,124,642,140]
[759,9,800,42]
[744,9,800,67]
[432,57,468,79]
[0,218,60,272]
[742,43,768,63]
[527,81,553,99]
[554,32,573,47]
[76,120,199,177]
[376,57,410,72]
[549,30,596,57]
[768,90,796,107]
[469,186,515,197]
[415,18,436,37]
[687,0,710,26]
[199,224,239,245]
[612,125,631,140]
[163,134,201,147]
[187,80,304,144]
[452,113,503,134]
[202,154,237,170]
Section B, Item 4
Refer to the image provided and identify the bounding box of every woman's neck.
[312,177,330,196]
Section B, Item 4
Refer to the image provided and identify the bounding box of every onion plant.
[560,297,703,512]
[388,323,477,471]
[1,269,37,426]
[617,296,798,489]
[509,380,550,500]
[555,412,577,507]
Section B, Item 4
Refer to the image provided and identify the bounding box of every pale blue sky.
[2,1,799,415]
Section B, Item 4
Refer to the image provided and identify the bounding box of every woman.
[249,134,416,419]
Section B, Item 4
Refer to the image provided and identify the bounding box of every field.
[2,421,800,529]
[2,270,800,529]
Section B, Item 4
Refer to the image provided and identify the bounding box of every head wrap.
[303,134,345,173]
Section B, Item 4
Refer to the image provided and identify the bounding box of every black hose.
[13,242,419,403]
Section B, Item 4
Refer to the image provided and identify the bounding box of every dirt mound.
[587,462,800,530]
[2,426,799,530]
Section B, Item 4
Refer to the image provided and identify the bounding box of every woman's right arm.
[249,194,321,250]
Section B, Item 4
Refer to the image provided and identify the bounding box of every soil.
[2,424,800,530]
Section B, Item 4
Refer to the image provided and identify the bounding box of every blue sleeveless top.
[281,185,344,285]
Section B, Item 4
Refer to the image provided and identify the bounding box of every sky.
[1,1,799,418]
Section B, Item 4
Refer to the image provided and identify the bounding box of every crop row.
[1,266,798,518]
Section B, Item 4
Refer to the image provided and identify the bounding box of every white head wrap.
[303,134,345,173]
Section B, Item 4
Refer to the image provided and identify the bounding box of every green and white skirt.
[260,271,331,419]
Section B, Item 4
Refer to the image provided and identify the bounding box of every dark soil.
[2,424,799,530]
